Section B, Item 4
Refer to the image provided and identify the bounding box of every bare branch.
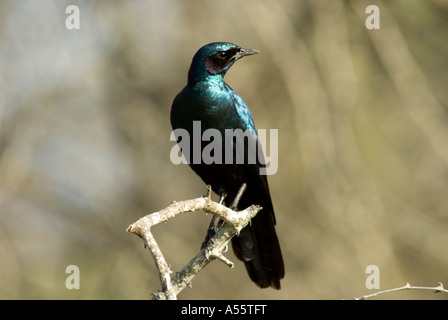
[355,283,448,300]
[126,188,261,300]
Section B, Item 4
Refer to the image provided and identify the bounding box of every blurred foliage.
[1,0,448,299]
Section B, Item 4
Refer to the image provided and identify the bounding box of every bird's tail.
[231,206,284,289]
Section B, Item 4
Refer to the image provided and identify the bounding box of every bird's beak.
[235,48,259,60]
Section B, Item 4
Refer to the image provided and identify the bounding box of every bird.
[170,42,284,289]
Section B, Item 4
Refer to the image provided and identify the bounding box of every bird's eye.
[216,51,227,60]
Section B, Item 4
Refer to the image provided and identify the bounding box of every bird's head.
[188,42,259,84]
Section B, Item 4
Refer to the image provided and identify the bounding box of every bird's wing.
[227,87,275,215]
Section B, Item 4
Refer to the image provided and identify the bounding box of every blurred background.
[1,0,448,300]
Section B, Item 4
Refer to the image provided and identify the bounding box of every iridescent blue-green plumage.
[171,42,284,289]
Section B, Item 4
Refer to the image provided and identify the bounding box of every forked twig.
[355,282,448,300]
[126,185,261,300]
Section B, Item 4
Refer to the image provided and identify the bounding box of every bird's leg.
[210,184,247,253]
[218,192,227,205]
[225,183,248,248]
[212,183,248,237]
[200,183,246,251]
[201,192,227,250]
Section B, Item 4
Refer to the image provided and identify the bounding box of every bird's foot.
[200,215,226,250]
[200,215,217,250]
